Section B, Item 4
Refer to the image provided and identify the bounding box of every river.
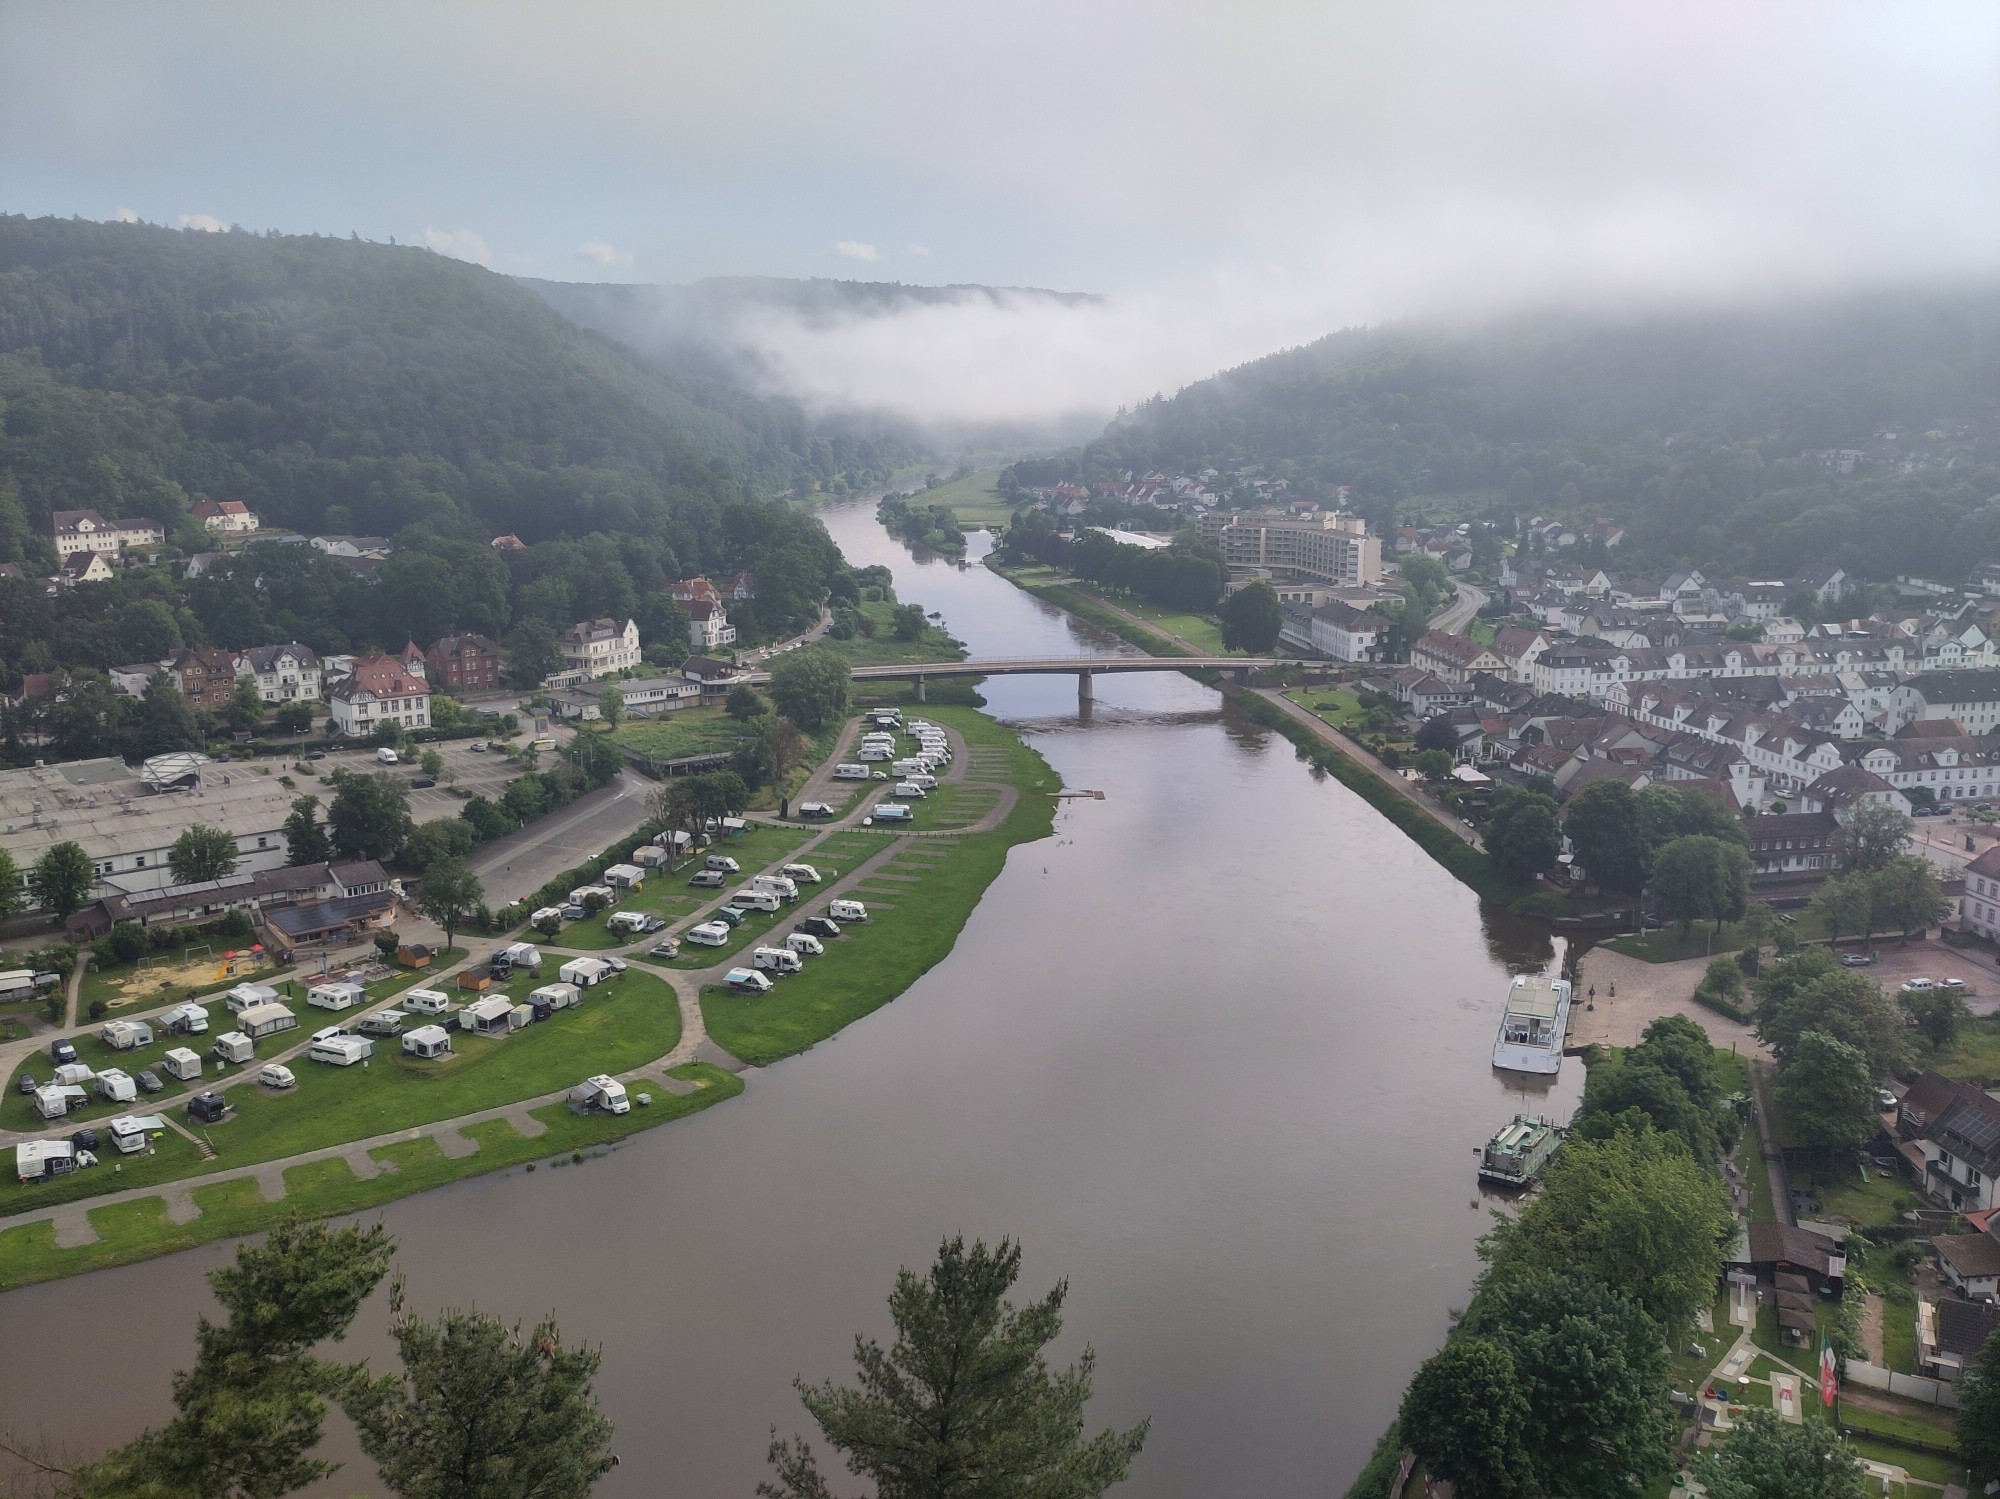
[0,501,1577,1497]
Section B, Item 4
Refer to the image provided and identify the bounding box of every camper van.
[725,968,773,994]
[704,854,740,874]
[402,1025,452,1059]
[733,887,780,913]
[95,1069,138,1104]
[686,921,731,947]
[832,763,871,780]
[857,745,892,762]
[891,781,927,799]
[689,868,727,888]
[828,899,869,923]
[375,747,399,764]
[780,863,821,884]
[357,1010,407,1037]
[569,1074,631,1115]
[225,983,280,1014]
[236,1002,298,1040]
[160,1047,203,1083]
[784,931,824,958]
[403,988,454,1015]
[799,915,841,939]
[212,1032,255,1065]
[307,981,365,1012]
[752,946,803,975]
[161,1002,210,1035]
[257,1064,297,1090]
[99,1020,154,1050]
[872,802,913,823]
[309,1035,375,1066]
[186,1091,232,1124]
[753,873,797,900]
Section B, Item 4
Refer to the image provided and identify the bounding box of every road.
[1430,579,1488,635]
[464,769,651,910]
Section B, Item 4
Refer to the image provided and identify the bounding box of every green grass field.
[1285,687,1367,731]
[1934,1011,2000,1081]
[1107,595,1231,655]
[0,1064,742,1288]
[904,469,1020,527]
[1603,912,1832,963]
[700,706,1056,1065]
[611,705,757,767]
[820,600,965,668]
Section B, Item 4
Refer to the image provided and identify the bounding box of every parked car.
[1876,1088,1898,1110]
[560,903,586,920]
[136,1069,163,1094]
[797,801,834,819]
[50,1039,77,1066]
[70,1128,100,1152]
[16,1072,37,1095]
[469,741,486,752]
[1940,977,1967,992]
[639,915,666,933]
[603,956,628,973]
[411,775,437,789]
[257,1064,297,1090]
[1839,953,1873,967]
[799,916,841,938]
[1900,977,1936,992]
[648,938,680,958]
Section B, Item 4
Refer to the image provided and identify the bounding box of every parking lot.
[1845,941,2000,1017]
[293,740,523,823]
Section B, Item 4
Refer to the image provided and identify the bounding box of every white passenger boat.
[1491,973,1571,1075]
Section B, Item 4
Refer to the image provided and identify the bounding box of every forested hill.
[0,215,905,532]
[0,216,880,693]
[521,274,1093,397]
[1088,289,2000,580]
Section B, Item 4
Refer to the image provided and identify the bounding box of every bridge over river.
[738,654,1307,705]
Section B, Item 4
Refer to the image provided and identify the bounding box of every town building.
[1744,810,1839,878]
[425,633,502,693]
[168,647,247,710]
[191,500,259,535]
[50,509,166,559]
[1280,601,1391,662]
[54,552,115,587]
[1962,844,2000,942]
[1197,510,1385,588]
[555,617,642,679]
[66,858,388,941]
[1894,1072,2000,1215]
[1410,631,1507,684]
[327,653,431,735]
[238,643,322,702]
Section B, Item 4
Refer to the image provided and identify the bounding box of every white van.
[309,1035,375,1066]
[375,747,399,764]
[705,854,740,873]
[752,946,803,975]
[857,745,891,762]
[785,931,824,957]
[686,921,731,947]
[161,1002,210,1035]
[872,802,913,823]
[904,774,937,791]
[892,781,927,799]
[832,763,870,780]
[753,874,798,900]
[734,887,781,913]
[828,899,869,923]
[780,863,821,883]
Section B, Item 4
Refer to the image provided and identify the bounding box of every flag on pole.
[1818,1334,1838,1407]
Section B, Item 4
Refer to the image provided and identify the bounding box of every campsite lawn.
[702,706,1057,1065]
[902,468,1020,528]
[0,1064,742,1288]
[820,600,964,668]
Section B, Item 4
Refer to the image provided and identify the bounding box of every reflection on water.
[1478,905,1560,973]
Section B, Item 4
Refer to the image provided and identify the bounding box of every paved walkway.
[1566,948,1767,1056]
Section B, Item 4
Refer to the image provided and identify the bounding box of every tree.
[1484,788,1561,884]
[762,1236,1147,1499]
[1956,1318,2000,1490]
[273,702,315,735]
[1809,871,1873,942]
[890,601,928,641]
[1411,748,1453,782]
[402,818,476,872]
[503,619,561,689]
[1480,1126,1732,1337]
[1832,798,1911,873]
[327,771,415,862]
[72,1218,394,1499]
[123,670,205,759]
[1865,853,1951,938]
[169,823,239,885]
[283,794,331,866]
[413,858,483,952]
[563,729,623,787]
[1648,834,1750,936]
[648,781,697,868]
[1695,1408,1865,1499]
[1219,580,1282,653]
[29,840,94,919]
[419,746,446,779]
[768,646,850,733]
[347,1304,614,1499]
[1901,983,1970,1049]
[1413,714,1459,753]
[224,672,266,734]
[1576,1052,1722,1163]
[1753,949,1910,1075]
[594,684,626,729]
[1637,783,1747,852]
[1456,1271,1676,1499]
[0,848,23,921]
[763,716,807,817]
[1776,1030,1878,1152]
[726,684,767,721]
[1564,779,1648,896]
[430,694,464,730]
[1396,1339,1533,1499]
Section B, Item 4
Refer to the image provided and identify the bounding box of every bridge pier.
[1233,666,1252,685]
[1077,669,1093,710]
[913,673,926,703]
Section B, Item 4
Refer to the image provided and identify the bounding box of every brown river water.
[0,502,1578,1496]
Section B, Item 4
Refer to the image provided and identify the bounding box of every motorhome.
[753,874,797,900]
[733,887,780,913]
[686,921,731,946]
[307,981,365,1012]
[236,1001,298,1040]
[357,1009,407,1037]
[752,946,803,975]
[856,745,891,762]
[225,983,280,1014]
[904,774,938,791]
[828,900,869,922]
[832,763,871,780]
[161,1002,210,1035]
[784,931,824,957]
[705,855,740,873]
[95,1069,138,1104]
[892,781,927,799]
[780,863,821,884]
[100,1020,154,1050]
[569,1074,631,1115]
[725,967,773,994]
[212,1031,255,1065]
[872,802,913,823]
[403,988,454,1015]
[402,1025,453,1059]
[309,1035,375,1066]
[160,1047,203,1082]
[891,759,927,776]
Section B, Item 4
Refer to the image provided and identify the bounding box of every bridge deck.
[741,655,1302,684]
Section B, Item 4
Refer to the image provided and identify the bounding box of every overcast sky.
[7,2,2000,429]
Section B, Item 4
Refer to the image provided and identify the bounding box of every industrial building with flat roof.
[0,755,297,906]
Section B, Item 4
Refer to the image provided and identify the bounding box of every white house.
[50,509,166,559]
[239,643,322,702]
[191,500,260,535]
[557,618,641,679]
[327,658,431,736]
